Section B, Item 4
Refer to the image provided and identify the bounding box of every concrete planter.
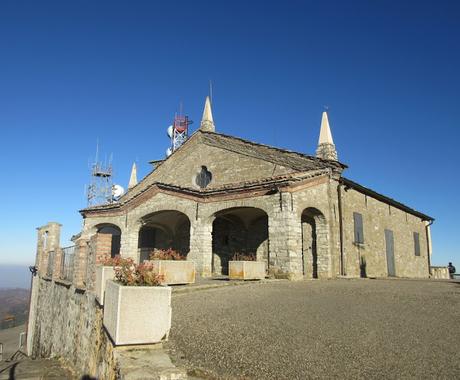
[103,280,171,346]
[95,266,118,305]
[145,260,196,285]
[229,261,266,280]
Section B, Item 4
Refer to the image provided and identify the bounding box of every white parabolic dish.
[112,184,125,198]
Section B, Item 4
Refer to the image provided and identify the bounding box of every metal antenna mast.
[165,103,193,157]
[86,142,114,207]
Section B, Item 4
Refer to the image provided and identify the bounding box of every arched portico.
[301,207,329,278]
[94,223,122,259]
[137,210,191,262]
[212,207,268,275]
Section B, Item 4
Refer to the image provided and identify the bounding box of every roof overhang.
[340,177,434,222]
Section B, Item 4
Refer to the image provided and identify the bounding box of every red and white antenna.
[166,105,193,157]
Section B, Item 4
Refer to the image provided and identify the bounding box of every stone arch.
[200,199,274,225]
[94,223,122,258]
[137,210,191,262]
[301,207,328,279]
[212,207,269,275]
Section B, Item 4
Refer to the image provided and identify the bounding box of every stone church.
[79,97,434,280]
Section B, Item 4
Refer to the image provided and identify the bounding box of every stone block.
[103,280,172,346]
[95,266,117,305]
[229,261,266,280]
[145,260,196,285]
[430,266,450,279]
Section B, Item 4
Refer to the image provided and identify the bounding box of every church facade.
[79,98,434,280]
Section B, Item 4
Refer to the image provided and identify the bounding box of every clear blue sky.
[0,0,458,266]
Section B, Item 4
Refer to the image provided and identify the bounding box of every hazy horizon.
[0,265,31,289]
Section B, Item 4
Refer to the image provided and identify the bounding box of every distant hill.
[0,288,29,330]
[0,265,31,288]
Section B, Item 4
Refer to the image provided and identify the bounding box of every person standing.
[447,262,456,279]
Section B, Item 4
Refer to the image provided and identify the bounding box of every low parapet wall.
[430,266,450,279]
[29,276,117,378]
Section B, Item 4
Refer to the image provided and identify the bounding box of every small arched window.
[195,166,212,188]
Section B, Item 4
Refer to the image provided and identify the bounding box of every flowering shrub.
[114,258,164,286]
[149,248,185,261]
[232,253,256,261]
[102,255,125,266]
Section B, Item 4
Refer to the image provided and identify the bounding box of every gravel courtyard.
[167,279,460,379]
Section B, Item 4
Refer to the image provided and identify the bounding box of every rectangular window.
[414,232,420,256]
[353,212,364,244]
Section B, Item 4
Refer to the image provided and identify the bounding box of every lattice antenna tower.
[165,103,193,157]
[87,142,114,207]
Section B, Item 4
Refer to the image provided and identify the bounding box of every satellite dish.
[112,184,125,199]
[166,148,172,157]
[166,125,173,138]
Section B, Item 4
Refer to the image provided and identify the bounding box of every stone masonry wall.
[31,277,117,379]
[129,133,295,193]
[82,173,430,280]
[341,187,429,278]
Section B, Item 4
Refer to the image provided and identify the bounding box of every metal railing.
[46,251,55,277]
[60,245,75,282]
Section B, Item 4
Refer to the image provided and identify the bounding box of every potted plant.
[229,253,266,280]
[95,255,123,306]
[103,259,171,346]
[145,248,196,285]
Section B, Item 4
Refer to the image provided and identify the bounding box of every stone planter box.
[229,261,266,280]
[145,260,196,285]
[103,280,171,346]
[95,266,118,306]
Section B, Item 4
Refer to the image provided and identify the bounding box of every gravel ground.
[166,279,460,379]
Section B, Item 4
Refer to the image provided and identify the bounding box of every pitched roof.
[81,169,331,213]
[199,131,346,171]
[341,177,434,221]
[83,130,346,212]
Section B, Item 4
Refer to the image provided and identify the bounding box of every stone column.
[37,222,61,277]
[189,217,213,277]
[315,217,331,279]
[73,238,89,288]
[52,248,63,280]
[268,192,303,280]
[36,227,46,275]
[85,235,98,291]
[46,222,62,252]
[120,223,141,262]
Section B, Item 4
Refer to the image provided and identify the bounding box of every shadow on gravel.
[8,362,18,380]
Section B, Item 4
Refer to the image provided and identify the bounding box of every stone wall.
[28,222,186,379]
[340,186,430,278]
[127,133,295,193]
[30,277,117,379]
[430,266,450,279]
[81,172,431,281]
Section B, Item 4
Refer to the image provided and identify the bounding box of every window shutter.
[353,212,364,244]
[413,232,420,256]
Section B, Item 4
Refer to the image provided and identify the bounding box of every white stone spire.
[200,96,215,132]
[128,162,137,189]
[318,111,334,144]
[316,111,338,161]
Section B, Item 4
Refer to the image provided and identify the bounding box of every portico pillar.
[189,217,213,277]
[120,223,141,262]
[268,192,303,280]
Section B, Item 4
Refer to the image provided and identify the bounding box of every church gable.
[122,131,341,203]
[137,133,295,191]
